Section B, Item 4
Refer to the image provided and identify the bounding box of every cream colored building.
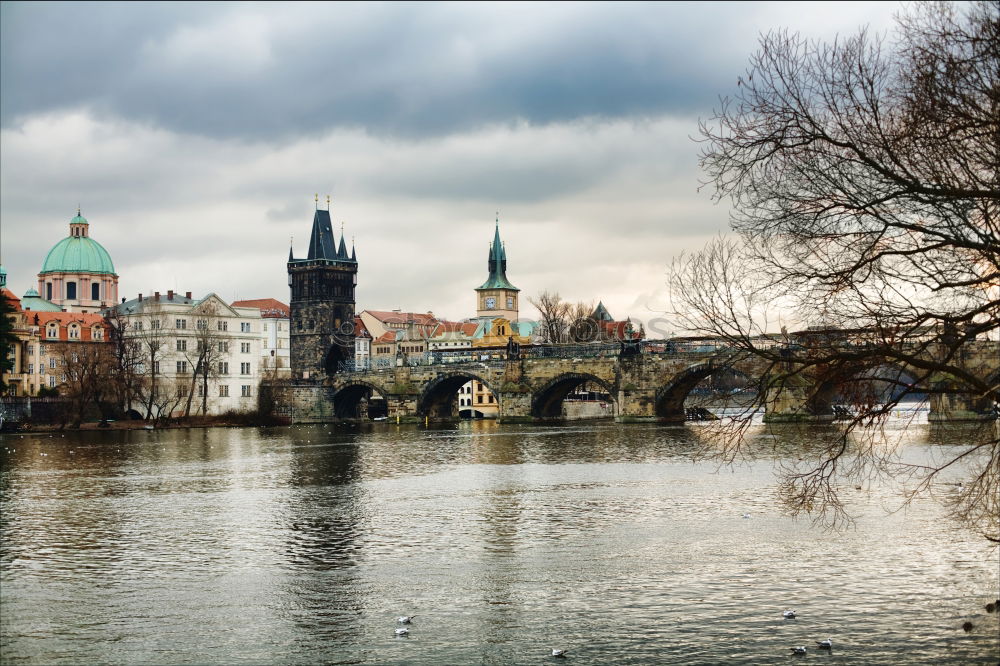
[110,291,262,416]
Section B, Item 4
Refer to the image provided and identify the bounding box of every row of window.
[44,281,103,301]
[172,361,254,375]
[458,395,495,406]
[174,340,253,353]
[177,384,253,398]
[43,323,104,340]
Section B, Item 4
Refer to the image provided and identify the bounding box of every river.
[1,417,997,664]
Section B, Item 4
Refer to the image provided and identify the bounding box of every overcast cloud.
[1,1,900,330]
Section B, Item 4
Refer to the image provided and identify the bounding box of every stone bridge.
[271,340,1000,424]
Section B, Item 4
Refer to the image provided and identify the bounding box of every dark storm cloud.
[2,1,745,140]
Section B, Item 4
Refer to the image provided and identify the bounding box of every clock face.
[485,297,496,309]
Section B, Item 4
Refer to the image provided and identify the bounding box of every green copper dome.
[40,215,116,275]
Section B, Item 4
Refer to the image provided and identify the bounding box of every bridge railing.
[337,339,756,373]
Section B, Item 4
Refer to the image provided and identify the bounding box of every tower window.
[66,282,77,300]
[92,283,100,301]
[46,283,52,300]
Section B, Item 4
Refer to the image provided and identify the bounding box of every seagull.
[783,610,796,619]
[397,615,415,624]
[394,628,409,636]
[551,649,568,657]
[791,646,807,655]
[816,639,832,649]
[742,513,751,519]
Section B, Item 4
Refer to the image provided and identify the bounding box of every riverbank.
[2,414,291,435]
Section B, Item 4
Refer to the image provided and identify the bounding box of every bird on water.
[551,649,568,657]
[397,615,415,624]
[816,639,832,649]
[791,646,807,655]
[783,610,796,619]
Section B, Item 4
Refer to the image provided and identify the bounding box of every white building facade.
[110,291,262,416]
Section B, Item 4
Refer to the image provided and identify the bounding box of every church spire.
[476,214,518,292]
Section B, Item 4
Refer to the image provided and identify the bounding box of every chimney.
[168,290,174,300]
[138,293,143,302]
[185,291,192,299]
[154,291,160,302]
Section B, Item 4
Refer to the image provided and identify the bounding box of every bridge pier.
[928,391,997,422]
[762,382,835,424]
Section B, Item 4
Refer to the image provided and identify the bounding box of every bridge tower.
[288,198,357,379]
[475,216,519,321]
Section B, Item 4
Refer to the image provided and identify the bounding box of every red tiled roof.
[31,311,109,342]
[363,309,439,326]
[232,298,290,318]
[353,316,371,338]
[374,331,397,343]
[1,288,21,311]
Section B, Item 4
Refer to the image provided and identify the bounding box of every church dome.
[39,213,116,275]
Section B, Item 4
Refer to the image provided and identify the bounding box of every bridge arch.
[655,363,718,421]
[331,380,387,419]
[805,360,924,417]
[531,372,616,419]
[418,371,497,419]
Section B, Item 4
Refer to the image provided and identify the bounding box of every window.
[176,339,187,352]
[151,319,160,329]
[38,364,45,375]
[197,340,205,353]
[27,363,33,374]
[197,384,205,397]
[27,344,34,355]
[68,324,80,340]
[277,322,282,332]
[177,360,188,373]
[263,323,268,332]
[71,353,79,363]
[218,320,228,331]
[49,358,57,369]
[176,319,186,330]
[241,385,252,397]
[241,342,251,353]
[218,362,229,375]
[48,375,56,388]
[39,345,46,355]
[92,327,104,341]
[66,282,77,300]
[217,341,228,353]
[92,283,100,301]
[196,319,207,330]
[219,385,229,397]
[46,283,52,300]
[153,361,160,374]
[47,323,59,339]
[240,322,251,333]
[135,321,144,331]
[240,362,250,374]
[177,384,189,397]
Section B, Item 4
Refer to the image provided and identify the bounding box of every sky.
[1,1,900,335]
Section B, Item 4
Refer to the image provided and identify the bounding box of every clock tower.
[475,218,519,321]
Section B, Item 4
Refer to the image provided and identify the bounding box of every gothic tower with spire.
[288,198,358,379]
[475,218,519,321]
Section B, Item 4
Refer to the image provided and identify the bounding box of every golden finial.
[314,193,318,209]
[326,194,331,210]
[341,221,345,234]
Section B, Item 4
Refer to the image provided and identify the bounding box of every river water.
[1,417,997,665]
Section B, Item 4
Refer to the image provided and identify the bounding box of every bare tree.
[529,291,572,343]
[58,343,114,428]
[104,309,144,417]
[183,301,227,416]
[672,2,999,540]
[132,305,170,419]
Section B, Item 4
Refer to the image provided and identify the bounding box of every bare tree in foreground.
[671,2,998,541]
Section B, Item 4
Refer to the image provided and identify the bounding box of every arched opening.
[655,363,755,422]
[332,382,386,420]
[324,343,350,376]
[808,362,924,418]
[531,373,616,420]
[419,373,495,420]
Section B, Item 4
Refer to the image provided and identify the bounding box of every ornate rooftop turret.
[477,217,518,291]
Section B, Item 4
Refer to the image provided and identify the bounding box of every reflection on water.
[1,420,997,665]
